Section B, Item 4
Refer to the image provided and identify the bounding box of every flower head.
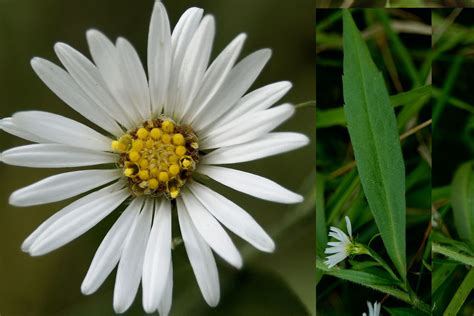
[0,1,308,314]
[362,301,381,316]
[324,216,354,268]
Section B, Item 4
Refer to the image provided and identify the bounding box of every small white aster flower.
[362,301,381,316]
[0,1,309,315]
[324,215,354,268]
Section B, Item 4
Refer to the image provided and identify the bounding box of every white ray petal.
[21,181,124,252]
[157,261,173,316]
[177,198,220,307]
[114,199,153,314]
[12,111,113,151]
[182,33,246,124]
[116,37,151,122]
[9,169,121,207]
[324,246,345,254]
[148,0,172,115]
[54,42,136,129]
[81,198,143,295]
[28,188,129,256]
[30,57,123,136]
[325,252,348,268]
[200,104,295,150]
[345,216,352,237]
[142,199,172,313]
[181,189,242,268]
[328,231,345,242]
[197,165,303,204]
[215,81,292,127]
[86,30,142,126]
[1,144,118,168]
[173,15,215,121]
[329,227,350,243]
[0,118,50,144]
[201,132,309,165]
[188,181,274,252]
[166,7,203,116]
[191,49,271,132]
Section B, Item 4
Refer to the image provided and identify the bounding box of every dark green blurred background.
[0,1,315,315]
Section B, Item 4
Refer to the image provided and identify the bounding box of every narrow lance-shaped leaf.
[451,161,474,248]
[342,11,406,279]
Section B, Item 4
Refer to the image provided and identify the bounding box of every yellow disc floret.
[172,133,185,146]
[112,117,199,199]
[180,156,194,170]
[129,151,140,162]
[159,171,169,182]
[132,139,143,151]
[161,134,171,144]
[169,164,180,176]
[124,168,134,177]
[138,170,150,180]
[148,178,159,190]
[169,186,179,199]
[137,128,149,139]
[162,120,175,133]
[175,145,186,156]
[150,128,162,140]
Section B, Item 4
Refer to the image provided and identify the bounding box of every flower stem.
[359,244,402,284]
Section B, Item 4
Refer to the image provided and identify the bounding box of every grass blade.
[444,268,474,315]
[433,243,474,267]
[451,161,474,248]
[432,56,463,129]
[342,10,406,279]
[374,10,420,87]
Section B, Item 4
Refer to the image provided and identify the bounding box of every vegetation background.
[316,0,474,8]
[431,8,474,315]
[0,0,315,315]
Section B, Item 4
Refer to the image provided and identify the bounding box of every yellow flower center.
[111,117,199,199]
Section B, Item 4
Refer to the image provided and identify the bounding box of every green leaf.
[432,231,474,256]
[389,85,431,107]
[342,10,406,279]
[444,268,474,315]
[316,107,346,129]
[316,261,410,304]
[389,0,424,7]
[451,161,474,247]
[433,243,474,267]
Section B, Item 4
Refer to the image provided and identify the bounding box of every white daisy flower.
[0,1,308,314]
[362,301,381,316]
[324,216,354,268]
